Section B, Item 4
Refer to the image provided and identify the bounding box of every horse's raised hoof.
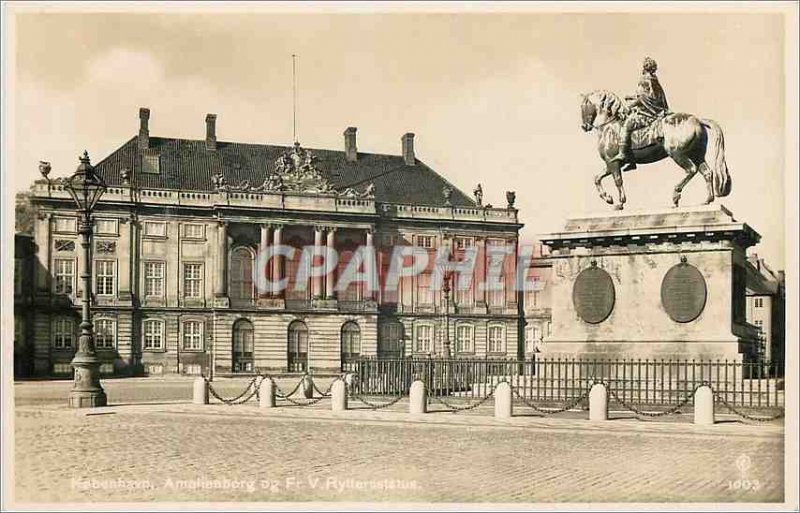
[602,195,614,205]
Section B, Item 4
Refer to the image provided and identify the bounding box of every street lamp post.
[65,151,108,408]
[441,270,454,359]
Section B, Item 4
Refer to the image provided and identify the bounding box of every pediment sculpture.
[339,182,375,199]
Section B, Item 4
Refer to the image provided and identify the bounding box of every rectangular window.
[53,363,73,375]
[145,262,165,297]
[54,259,74,295]
[455,325,474,354]
[488,325,505,354]
[95,218,118,235]
[54,217,77,233]
[454,237,473,250]
[415,325,433,353]
[754,319,764,332]
[489,283,505,308]
[142,154,160,174]
[143,320,164,350]
[183,263,203,298]
[182,321,203,351]
[14,258,22,296]
[95,260,116,296]
[94,319,116,349]
[415,235,434,249]
[416,273,433,305]
[754,297,764,308]
[183,224,205,239]
[143,221,167,238]
[53,318,74,349]
[524,326,535,354]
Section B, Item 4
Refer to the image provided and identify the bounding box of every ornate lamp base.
[68,388,108,408]
[68,356,107,408]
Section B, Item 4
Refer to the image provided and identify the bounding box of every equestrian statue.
[580,57,731,210]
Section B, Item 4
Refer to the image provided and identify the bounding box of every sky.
[6,7,791,268]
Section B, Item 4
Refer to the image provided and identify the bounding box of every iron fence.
[345,357,784,410]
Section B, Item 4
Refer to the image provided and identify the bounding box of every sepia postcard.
[2,1,798,511]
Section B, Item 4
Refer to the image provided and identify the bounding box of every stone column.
[271,225,283,297]
[259,224,271,299]
[325,227,336,300]
[214,221,228,299]
[476,237,488,310]
[312,226,324,299]
[365,229,375,300]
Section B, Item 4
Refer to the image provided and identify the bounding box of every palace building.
[19,108,525,377]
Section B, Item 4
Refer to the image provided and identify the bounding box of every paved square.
[12,380,784,504]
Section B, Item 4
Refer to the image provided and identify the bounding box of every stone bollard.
[409,380,427,414]
[494,382,513,419]
[301,374,314,399]
[331,379,347,412]
[694,385,715,425]
[589,383,608,421]
[193,377,209,405]
[259,378,276,409]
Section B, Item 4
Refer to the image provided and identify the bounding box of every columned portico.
[313,226,324,299]
[365,229,376,301]
[272,224,283,298]
[214,220,229,307]
[259,224,271,299]
[325,227,336,300]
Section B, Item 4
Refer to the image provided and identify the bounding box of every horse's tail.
[701,119,731,197]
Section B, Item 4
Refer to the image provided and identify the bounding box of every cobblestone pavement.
[14,400,784,504]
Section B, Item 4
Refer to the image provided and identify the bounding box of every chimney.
[344,127,358,162]
[138,108,150,150]
[402,132,415,166]
[205,113,217,151]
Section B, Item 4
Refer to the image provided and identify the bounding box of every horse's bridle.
[588,114,619,131]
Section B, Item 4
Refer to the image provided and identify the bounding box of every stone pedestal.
[540,205,760,362]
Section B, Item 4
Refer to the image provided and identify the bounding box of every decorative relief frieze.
[95,240,116,254]
[54,239,75,252]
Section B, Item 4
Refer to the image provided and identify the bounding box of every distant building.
[522,242,552,357]
[18,108,524,378]
[14,234,35,378]
[745,254,785,368]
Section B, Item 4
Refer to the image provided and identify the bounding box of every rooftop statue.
[580,57,731,210]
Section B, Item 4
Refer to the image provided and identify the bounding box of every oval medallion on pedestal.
[661,263,707,323]
[572,265,615,324]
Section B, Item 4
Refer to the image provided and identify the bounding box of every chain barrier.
[350,392,408,410]
[276,380,336,407]
[424,381,501,413]
[272,376,305,399]
[312,379,334,398]
[714,393,785,422]
[206,376,260,405]
[603,384,697,418]
[204,376,784,422]
[512,387,590,415]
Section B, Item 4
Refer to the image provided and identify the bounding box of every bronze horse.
[580,90,731,210]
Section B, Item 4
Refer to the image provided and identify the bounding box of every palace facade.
[18,108,525,377]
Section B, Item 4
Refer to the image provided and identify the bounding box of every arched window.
[287,320,308,372]
[378,321,404,358]
[340,322,361,370]
[230,247,254,301]
[232,319,254,373]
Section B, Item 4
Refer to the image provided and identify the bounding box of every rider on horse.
[610,57,669,171]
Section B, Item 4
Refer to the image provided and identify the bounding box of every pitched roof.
[93,136,477,207]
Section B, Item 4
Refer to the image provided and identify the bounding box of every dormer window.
[142,153,160,174]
